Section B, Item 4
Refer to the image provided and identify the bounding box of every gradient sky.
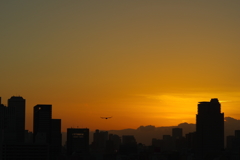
[1,0,240,132]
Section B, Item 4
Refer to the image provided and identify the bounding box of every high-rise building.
[33,104,62,160]
[67,128,89,155]
[0,99,6,141]
[196,98,224,158]
[8,96,26,143]
[4,96,26,143]
[33,105,52,144]
[1,98,62,159]
[0,96,26,160]
[50,119,62,159]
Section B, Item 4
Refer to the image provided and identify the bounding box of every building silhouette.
[172,128,182,139]
[67,128,89,155]
[162,135,174,151]
[186,132,196,151]
[50,119,62,159]
[226,130,240,156]
[0,97,53,160]
[196,98,224,158]
[0,98,6,145]
[152,138,163,153]
[107,134,121,153]
[33,105,52,144]
[7,96,26,143]
[33,104,62,159]
[120,135,137,154]
[172,128,186,151]
[92,129,108,152]
[0,96,26,143]
[226,135,235,151]
[1,144,49,160]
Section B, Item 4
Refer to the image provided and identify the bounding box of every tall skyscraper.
[33,105,52,144]
[33,104,62,160]
[50,119,62,159]
[0,98,62,160]
[7,96,26,143]
[67,128,89,155]
[196,98,224,158]
[0,98,6,145]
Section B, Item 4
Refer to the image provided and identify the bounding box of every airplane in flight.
[100,116,112,119]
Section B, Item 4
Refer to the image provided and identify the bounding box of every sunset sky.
[1,0,240,132]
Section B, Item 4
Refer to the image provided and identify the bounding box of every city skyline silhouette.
[1,96,240,159]
[1,96,240,138]
[1,96,240,133]
[1,0,240,159]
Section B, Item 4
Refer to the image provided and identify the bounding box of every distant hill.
[61,117,240,146]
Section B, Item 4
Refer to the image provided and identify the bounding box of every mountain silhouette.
[61,117,240,146]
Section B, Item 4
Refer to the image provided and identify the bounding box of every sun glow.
[133,91,240,126]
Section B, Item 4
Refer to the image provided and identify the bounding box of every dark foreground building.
[196,98,224,158]
[8,96,26,143]
[1,144,49,160]
[33,105,52,143]
[67,128,89,155]
[33,105,62,159]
